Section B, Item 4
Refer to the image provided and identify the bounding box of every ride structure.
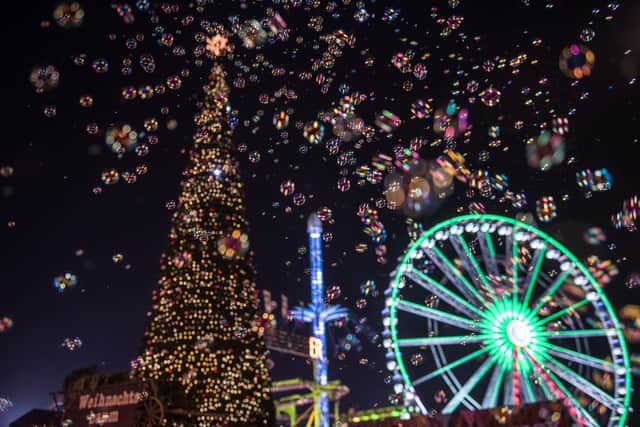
[271,378,350,427]
[382,214,631,427]
[290,214,349,427]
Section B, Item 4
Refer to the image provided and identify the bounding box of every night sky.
[1,0,640,426]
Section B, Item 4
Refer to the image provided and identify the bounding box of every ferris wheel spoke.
[544,373,600,427]
[515,353,536,404]
[477,231,500,278]
[413,347,490,386]
[441,357,495,414]
[536,352,622,411]
[396,300,480,331]
[534,298,590,327]
[526,352,600,427]
[481,363,506,409]
[531,268,574,315]
[542,328,609,339]
[449,234,493,298]
[502,368,514,406]
[521,372,538,404]
[405,268,483,319]
[547,379,600,427]
[534,371,558,402]
[537,341,617,373]
[397,335,486,347]
[426,247,487,307]
[508,230,520,300]
[521,246,547,308]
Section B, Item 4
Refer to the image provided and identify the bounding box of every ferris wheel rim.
[386,213,631,426]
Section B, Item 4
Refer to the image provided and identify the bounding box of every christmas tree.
[135,58,274,426]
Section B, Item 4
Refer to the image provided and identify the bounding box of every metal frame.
[383,214,631,427]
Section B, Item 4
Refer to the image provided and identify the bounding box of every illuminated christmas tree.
[135,52,274,425]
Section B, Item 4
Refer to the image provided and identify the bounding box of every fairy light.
[134,64,274,425]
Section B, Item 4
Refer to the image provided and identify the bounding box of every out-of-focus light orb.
[106,124,138,153]
[527,131,565,171]
[559,43,594,79]
[217,229,250,259]
[53,2,85,29]
[303,120,325,144]
[53,272,78,293]
[29,65,60,93]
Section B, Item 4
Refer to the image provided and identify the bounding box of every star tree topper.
[206,34,229,57]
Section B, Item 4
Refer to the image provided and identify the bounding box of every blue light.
[289,214,349,426]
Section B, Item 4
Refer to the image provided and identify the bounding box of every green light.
[484,231,496,257]
[431,245,486,304]
[414,347,490,385]
[531,268,573,314]
[522,246,546,308]
[512,229,519,300]
[410,267,483,317]
[479,296,545,370]
[387,214,631,426]
[533,297,590,327]
[456,235,491,291]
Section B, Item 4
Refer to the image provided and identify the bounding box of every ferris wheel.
[382,214,631,427]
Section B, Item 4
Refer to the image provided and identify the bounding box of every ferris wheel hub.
[506,319,533,348]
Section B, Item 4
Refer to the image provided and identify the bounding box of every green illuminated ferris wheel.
[382,214,631,427]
